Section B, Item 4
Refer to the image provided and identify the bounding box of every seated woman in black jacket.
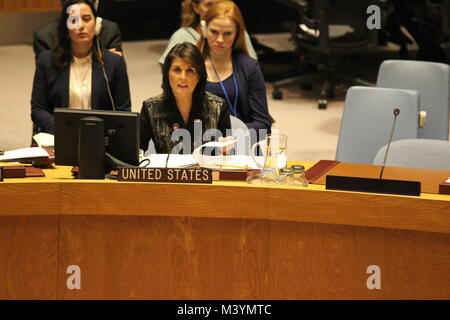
[140,42,231,154]
[31,0,131,134]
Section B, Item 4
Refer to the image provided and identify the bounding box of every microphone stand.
[166,123,180,168]
[379,108,400,179]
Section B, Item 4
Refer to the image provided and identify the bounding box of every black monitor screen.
[54,108,139,166]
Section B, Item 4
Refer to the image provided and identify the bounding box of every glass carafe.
[248,133,288,184]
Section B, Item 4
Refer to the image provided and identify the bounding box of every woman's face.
[169,57,200,98]
[206,18,237,57]
[192,0,221,20]
[67,3,96,47]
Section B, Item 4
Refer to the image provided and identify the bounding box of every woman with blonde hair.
[158,0,256,66]
[198,0,271,135]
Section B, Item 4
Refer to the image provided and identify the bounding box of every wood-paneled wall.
[0,0,59,13]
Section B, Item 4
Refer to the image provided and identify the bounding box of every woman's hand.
[109,48,123,56]
[219,136,236,155]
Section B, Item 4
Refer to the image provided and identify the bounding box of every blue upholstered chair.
[373,139,450,171]
[377,60,450,140]
[336,86,420,164]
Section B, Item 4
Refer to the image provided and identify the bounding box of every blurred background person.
[392,0,448,63]
[158,0,257,67]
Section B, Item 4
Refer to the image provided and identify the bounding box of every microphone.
[379,108,400,179]
[166,123,180,168]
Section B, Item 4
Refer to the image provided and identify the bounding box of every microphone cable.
[96,36,116,111]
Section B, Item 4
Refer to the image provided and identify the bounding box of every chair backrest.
[376,59,450,140]
[229,115,251,155]
[373,139,450,171]
[336,86,420,164]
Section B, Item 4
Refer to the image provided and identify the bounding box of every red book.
[305,160,340,183]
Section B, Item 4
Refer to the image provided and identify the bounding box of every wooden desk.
[0,165,449,299]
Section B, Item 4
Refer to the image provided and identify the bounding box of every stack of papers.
[32,132,54,147]
[212,155,264,169]
[140,141,265,170]
[140,154,197,168]
[0,147,50,162]
[193,140,263,169]
[195,154,263,170]
[140,154,262,170]
[168,154,197,168]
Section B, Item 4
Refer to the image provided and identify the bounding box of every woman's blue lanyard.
[210,59,239,117]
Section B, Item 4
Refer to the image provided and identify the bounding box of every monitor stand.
[77,116,137,179]
[78,116,105,179]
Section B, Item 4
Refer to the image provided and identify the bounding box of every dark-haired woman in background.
[31,0,131,134]
[140,42,231,154]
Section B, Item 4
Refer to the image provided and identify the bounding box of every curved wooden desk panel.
[1,181,449,233]
[0,168,449,299]
[0,215,58,299]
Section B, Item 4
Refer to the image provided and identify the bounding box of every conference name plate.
[118,167,213,184]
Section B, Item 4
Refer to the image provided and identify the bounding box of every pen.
[216,164,248,169]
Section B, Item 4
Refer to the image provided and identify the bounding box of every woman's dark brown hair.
[161,42,208,117]
[53,0,102,69]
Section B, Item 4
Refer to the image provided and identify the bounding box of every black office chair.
[272,0,380,109]
[443,0,450,35]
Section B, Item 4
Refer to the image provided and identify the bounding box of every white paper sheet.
[0,147,49,162]
[140,154,168,168]
[140,154,197,168]
[32,132,55,147]
[167,154,197,168]
[191,140,264,169]
[201,140,237,148]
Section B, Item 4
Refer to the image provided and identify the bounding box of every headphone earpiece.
[95,17,102,36]
[200,20,207,38]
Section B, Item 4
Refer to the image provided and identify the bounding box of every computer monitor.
[54,108,139,167]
